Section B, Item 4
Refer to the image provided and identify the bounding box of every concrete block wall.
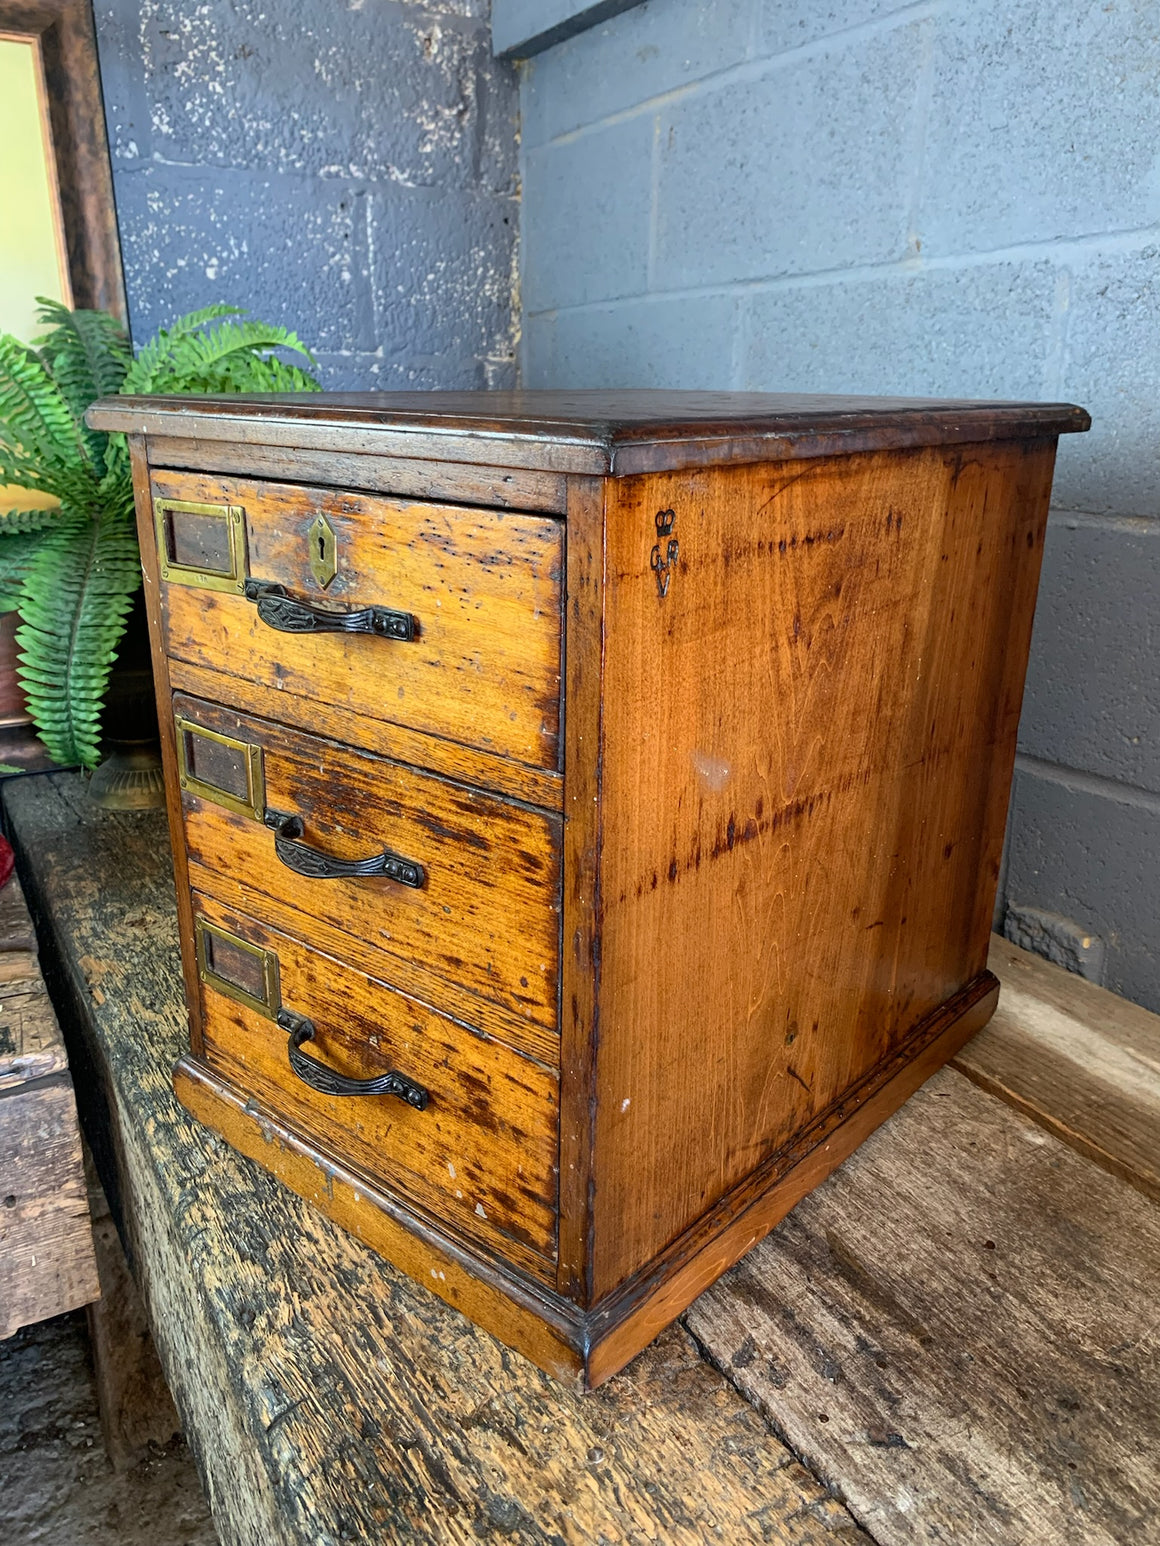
[93,0,519,389]
[519,0,1160,1009]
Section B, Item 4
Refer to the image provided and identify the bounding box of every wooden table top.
[87,389,1090,476]
[4,771,1155,1546]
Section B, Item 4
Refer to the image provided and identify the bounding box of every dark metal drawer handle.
[279,1009,428,1108]
[244,579,415,641]
[263,810,424,888]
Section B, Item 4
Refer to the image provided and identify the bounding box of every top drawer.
[149,470,564,772]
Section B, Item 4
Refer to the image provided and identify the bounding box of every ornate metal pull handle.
[279,1009,428,1108]
[244,579,415,641]
[263,809,424,888]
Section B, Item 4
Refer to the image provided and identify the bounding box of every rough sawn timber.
[953,934,1160,1201]
[4,771,866,1546]
[686,1067,1160,1546]
[0,872,99,1338]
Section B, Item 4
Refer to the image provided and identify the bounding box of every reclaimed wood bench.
[4,770,1157,1546]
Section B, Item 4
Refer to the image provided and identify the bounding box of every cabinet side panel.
[591,440,1057,1298]
[556,476,607,1304]
[129,434,204,1056]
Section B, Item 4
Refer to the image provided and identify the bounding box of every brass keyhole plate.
[309,513,338,588]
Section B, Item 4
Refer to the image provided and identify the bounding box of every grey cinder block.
[1003,903,1107,984]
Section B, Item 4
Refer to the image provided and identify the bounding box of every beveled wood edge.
[580,971,1001,1388]
[144,435,570,516]
[168,661,564,813]
[86,400,1091,479]
[173,1056,585,1379]
[607,421,1077,476]
[129,436,205,1057]
[89,407,607,476]
[556,477,607,1302]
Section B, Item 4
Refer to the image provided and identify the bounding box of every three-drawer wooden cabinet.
[88,390,1089,1388]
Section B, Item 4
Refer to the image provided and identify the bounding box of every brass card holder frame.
[195,917,280,1020]
[154,497,247,592]
[175,716,266,821]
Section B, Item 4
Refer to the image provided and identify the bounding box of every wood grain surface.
[589,440,1057,1297]
[686,1066,1160,1546]
[0,877,67,1088]
[144,436,569,515]
[0,872,99,1338]
[193,892,560,1268]
[174,694,562,1031]
[87,390,1090,478]
[956,934,1160,1202]
[130,435,209,1059]
[152,469,564,772]
[6,772,870,1546]
[166,659,564,812]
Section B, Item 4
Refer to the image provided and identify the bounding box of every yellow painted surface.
[0,33,70,345]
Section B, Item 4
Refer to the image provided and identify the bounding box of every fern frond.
[143,319,318,395]
[16,505,141,768]
[34,299,131,406]
[0,502,62,533]
[0,334,91,476]
[0,433,101,511]
[120,305,244,395]
[33,299,131,470]
[188,351,321,395]
[0,531,47,611]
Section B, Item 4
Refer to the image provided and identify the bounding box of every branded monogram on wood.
[650,508,679,598]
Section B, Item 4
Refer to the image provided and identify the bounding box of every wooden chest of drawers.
[88,390,1088,1388]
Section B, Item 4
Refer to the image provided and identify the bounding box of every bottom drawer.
[191,895,559,1271]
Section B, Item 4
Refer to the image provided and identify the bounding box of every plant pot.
[88,596,166,810]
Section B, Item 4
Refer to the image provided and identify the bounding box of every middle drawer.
[173,693,562,1032]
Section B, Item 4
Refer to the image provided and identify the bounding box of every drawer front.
[152,469,563,771]
[193,897,559,1266]
[175,694,561,1030]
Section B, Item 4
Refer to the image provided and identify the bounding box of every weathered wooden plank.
[0,1075,101,1338]
[0,876,38,955]
[0,876,69,1087]
[951,934,1160,1201]
[0,869,99,1337]
[0,985,69,1087]
[687,1067,1160,1546]
[5,771,868,1546]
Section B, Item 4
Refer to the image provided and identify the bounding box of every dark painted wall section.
[93,0,519,389]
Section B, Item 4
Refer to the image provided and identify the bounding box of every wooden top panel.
[88,390,1090,477]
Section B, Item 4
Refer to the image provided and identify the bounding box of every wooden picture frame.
[1,0,125,321]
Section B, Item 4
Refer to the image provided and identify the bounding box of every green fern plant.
[0,300,319,767]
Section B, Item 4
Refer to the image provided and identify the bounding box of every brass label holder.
[195,917,281,1020]
[155,497,247,592]
[175,716,266,821]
